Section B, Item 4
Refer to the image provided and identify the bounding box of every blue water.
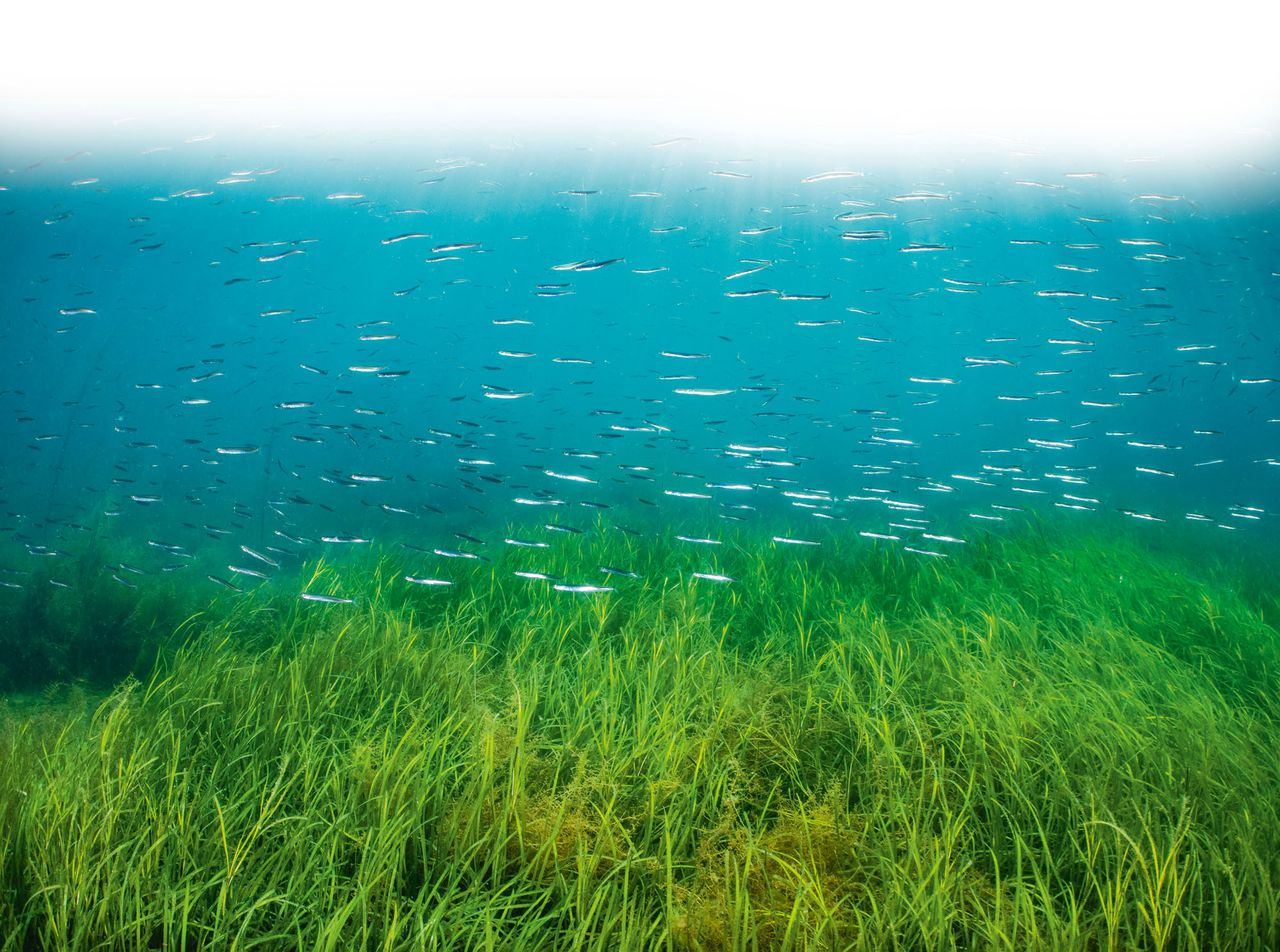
[1,127,1277,592]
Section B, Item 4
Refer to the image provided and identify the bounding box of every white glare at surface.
[2,0,1278,149]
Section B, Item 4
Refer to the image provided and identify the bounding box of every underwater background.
[2,130,1277,599]
[1,121,1278,950]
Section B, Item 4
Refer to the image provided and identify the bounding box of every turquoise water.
[1,128,1276,659]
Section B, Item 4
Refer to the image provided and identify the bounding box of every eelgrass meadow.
[3,118,1278,951]
[3,519,1278,950]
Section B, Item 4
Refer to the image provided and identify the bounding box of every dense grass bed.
[2,524,1279,950]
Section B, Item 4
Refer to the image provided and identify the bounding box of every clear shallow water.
[2,122,1280,952]
[1,127,1277,601]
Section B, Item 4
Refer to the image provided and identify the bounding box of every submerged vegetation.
[1,522,1279,950]
[0,536,193,693]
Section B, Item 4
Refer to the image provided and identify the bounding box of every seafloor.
[1,520,1278,950]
